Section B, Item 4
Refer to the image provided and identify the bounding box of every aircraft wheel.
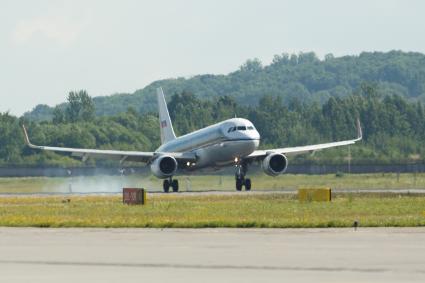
[245,178,251,191]
[236,178,243,191]
[163,180,170,193]
[172,179,179,192]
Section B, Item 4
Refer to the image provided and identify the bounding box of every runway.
[0,228,425,282]
[149,188,425,196]
[2,188,425,197]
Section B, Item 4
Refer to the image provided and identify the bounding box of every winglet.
[22,124,36,149]
[356,118,362,141]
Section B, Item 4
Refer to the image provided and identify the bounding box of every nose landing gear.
[235,176,251,191]
[163,178,179,193]
[235,161,251,191]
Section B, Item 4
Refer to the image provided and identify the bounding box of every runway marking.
[0,259,410,274]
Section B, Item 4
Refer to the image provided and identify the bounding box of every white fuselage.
[156,118,260,170]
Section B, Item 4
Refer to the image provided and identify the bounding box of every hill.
[24,50,425,121]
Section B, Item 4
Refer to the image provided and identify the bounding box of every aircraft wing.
[247,119,362,159]
[22,125,196,163]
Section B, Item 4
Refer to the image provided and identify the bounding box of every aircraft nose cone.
[246,130,260,141]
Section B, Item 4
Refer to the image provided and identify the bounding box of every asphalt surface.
[150,188,425,196]
[0,228,424,283]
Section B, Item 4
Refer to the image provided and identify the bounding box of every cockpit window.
[229,125,253,132]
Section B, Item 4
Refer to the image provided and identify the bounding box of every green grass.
[1,173,424,228]
[1,172,425,194]
[0,194,424,228]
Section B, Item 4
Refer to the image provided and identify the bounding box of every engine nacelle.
[150,155,178,178]
[262,153,288,176]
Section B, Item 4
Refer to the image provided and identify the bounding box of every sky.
[1,0,424,115]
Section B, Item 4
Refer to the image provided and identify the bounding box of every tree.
[66,90,95,122]
[0,112,23,163]
[80,91,95,121]
[52,106,66,124]
[240,58,263,73]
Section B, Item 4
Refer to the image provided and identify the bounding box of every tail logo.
[161,120,167,128]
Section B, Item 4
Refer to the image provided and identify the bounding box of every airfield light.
[353,220,359,231]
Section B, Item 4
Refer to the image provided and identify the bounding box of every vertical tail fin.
[157,87,177,144]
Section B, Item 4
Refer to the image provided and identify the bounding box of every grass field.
[1,173,424,228]
[0,194,424,228]
[1,172,425,194]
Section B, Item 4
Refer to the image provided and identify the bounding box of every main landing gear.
[235,161,251,191]
[163,177,179,193]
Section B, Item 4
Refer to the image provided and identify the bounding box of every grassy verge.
[0,194,424,228]
[1,172,425,194]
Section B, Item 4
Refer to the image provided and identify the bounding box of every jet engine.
[262,153,288,176]
[150,155,178,178]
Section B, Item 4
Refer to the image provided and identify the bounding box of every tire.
[172,179,179,192]
[163,180,170,193]
[245,178,251,191]
[236,178,243,191]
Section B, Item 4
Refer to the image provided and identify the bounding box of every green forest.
[1,51,425,167]
[24,50,425,121]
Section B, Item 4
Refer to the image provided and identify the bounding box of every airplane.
[22,87,362,192]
